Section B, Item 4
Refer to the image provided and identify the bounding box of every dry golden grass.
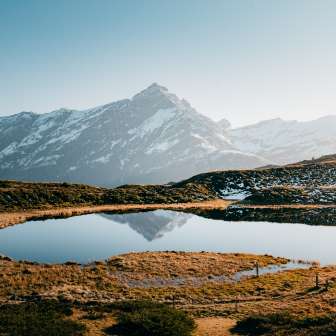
[0,252,327,317]
[0,252,286,303]
[1,250,336,334]
[2,251,336,335]
[107,252,288,280]
[195,317,236,336]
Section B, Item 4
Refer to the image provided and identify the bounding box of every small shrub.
[0,301,85,336]
[106,300,195,336]
[232,312,336,336]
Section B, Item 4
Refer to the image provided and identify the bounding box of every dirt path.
[195,317,236,336]
[0,199,232,228]
[85,316,238,336]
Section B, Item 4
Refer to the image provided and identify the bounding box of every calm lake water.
[0,210,335,264]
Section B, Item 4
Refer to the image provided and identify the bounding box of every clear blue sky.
[1,0,336,126]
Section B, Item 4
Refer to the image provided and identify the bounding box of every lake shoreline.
[0,199,232,229]
[2,199,336,229]
[1,200,336,229]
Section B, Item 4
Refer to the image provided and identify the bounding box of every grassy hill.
[0,154,335,212]
[0,180,215,212]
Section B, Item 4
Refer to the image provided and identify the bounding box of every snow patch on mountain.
[0,83,270,185]
[0,143,18,159]
[128,107,176,138]
[145,139,180,154]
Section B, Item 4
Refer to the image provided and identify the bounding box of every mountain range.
[0,83,335,186]
[230,116,336,164]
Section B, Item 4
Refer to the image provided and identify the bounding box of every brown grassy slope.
[0,180,216,212]
[288,153,336,166]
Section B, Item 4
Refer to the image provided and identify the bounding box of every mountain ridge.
[0,83,267,186]
[1,83,335,186]
[229,114,336,164]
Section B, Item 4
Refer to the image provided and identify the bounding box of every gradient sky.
[1,0,336,127]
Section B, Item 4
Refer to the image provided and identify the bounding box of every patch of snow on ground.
[220,190,252,200]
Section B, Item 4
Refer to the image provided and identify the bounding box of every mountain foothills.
[0,83,335,186]
[178,153,336,204]
[0,154,335,215]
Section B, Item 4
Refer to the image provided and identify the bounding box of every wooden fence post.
[325,279,329,291]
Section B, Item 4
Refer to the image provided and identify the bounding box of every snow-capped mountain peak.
[0,84,268,186]
[132,83,190,111]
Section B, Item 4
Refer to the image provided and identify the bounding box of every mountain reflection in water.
[99,210,191,241]
[0,209,335,263]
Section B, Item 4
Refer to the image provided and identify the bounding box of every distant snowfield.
[229,116,336,164]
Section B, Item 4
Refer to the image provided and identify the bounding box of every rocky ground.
[178,154,336,205]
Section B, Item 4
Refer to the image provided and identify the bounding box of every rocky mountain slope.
[229,116,336,164]
[178,154,336,204]
[0,84,267,186]
[1,83,335,186]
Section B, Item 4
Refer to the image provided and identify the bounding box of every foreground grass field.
[1,251,336,335]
